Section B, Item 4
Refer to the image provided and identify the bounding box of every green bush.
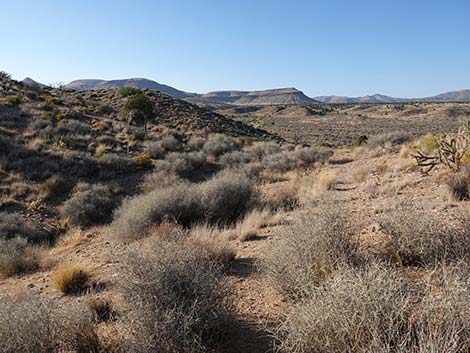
[5,96,21,106]
[118,86,140,97]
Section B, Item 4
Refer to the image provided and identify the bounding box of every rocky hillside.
[65,78,197,99]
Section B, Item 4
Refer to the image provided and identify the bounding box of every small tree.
[123,93,154,139]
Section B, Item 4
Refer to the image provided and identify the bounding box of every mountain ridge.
[25,77,470,104]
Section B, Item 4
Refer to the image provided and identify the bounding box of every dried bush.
[368,131,413,148]
[296,147,332,164]
[98,153,140,173]
[447,166,470,200]
[203,134,241,156]
[38,175,70,199]
[262,151,299,172]
[56,119,90,135]
[188,224,236,265]
[219,150,253,167]
[146,141,165,159]
[141,170,184,192]
[0,297,103,353]
[160,135,180,151]
[276,264,415,353]
[156,151,207,177]
[52,263,90,295]
[120,236,231,353]
[111,170,256,241]
[245,142,281,162]
[263,200,358,301]
[60,184,119,228]
[234,208,284,241]
[380,203,470,266]
[187,135,206,151]
[0,237,42,277]
[0,212,50,244]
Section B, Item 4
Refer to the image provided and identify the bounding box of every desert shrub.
[276,264,415,353]
[87,297,115,322]
[57,119,90,135]
[296,147,332,164]
[380,203,470,266]
[160,135,180,151]
[60,184,119,227]
[99,153,140,173]
[198,169,256,224]
[355,135,368,146]
[118,86,140,97]
[38,175,70,199]
[0,212,50,244]
[0,237,42,277]
[448,166,470,200]
[203,134,241,157]
[262,151,299,172]
[263,200,357,301]
[141,170,184,192]
[111,170,256,241]
[156,151,207,177]
[189,224,236,265]
[97,104,114,115]
[417,134,439,154]
[187,135,206,151]
[146,141,166,159]
[0,297,102,353]
[120,236,231,353]
[5,96,21,106]
[219,150,253,167]
[52,263,90,294]
[368,131,413,148]
[234,208,284,241]
[245,142,281,162]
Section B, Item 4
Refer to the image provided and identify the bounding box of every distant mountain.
[421,89,470,102]
[64,78,197,99]
[199,88,318,105]
[315,90,470,103]
[22,77,47,88]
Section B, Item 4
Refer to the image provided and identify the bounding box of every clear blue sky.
[2,0,469,97]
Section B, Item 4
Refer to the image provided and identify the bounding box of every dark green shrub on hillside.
[118,86,141,97]
[5,96,21,106]
[0,71,11,81]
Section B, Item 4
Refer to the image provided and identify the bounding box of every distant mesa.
[314,90,470,103]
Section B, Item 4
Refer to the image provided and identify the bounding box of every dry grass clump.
[447,166,470,200]
[38,174,69,199]
[120,236,232,353]
[86,296,115,322]
[52,263,90,294]
[0,297,103,353]
[380,203,470,266]
[263,200,357,301]
[61,184,119,228]
[234,208,285,241]
[296,147,333,165]
[111,170,257,241]
[317,171,338,190]
[219,150,253,167]
[189,224,236,265]
[353,168,368,183]
[262,151,299,172]
[0,237,44,278]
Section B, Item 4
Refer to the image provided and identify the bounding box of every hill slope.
[199,88,318,105]
[65,78,197,99]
